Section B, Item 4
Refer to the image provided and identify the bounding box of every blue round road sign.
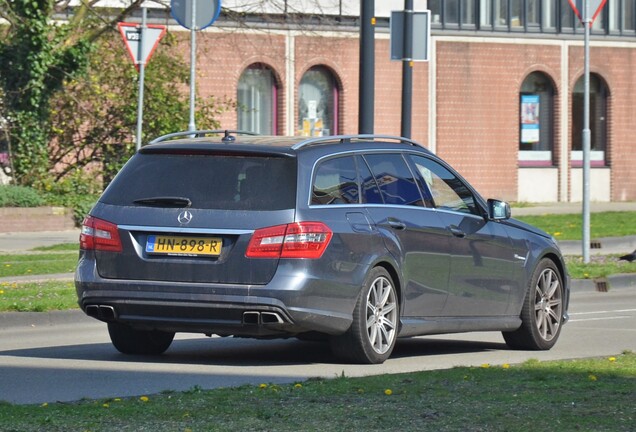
[171,0,221,30]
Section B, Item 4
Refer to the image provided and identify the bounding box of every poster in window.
[520,95,540,143]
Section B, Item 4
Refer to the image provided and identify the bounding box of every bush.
[0,185,45,207]
[39,171,101,225]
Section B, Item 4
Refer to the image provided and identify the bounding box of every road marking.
[569,316,631,323]
[569,308,636,316]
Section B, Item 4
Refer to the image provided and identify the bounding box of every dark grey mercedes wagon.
[75,132,569,364]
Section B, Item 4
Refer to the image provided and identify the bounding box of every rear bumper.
[75,259,358,337]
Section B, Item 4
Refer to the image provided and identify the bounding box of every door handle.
[448,225,466,238]
[387,219,407,230]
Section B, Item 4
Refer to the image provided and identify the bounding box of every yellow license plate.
[146,235,222,256]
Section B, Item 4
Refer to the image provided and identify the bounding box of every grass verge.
[0,281,77,312]
[0,352,633,431]
[0,251,77,278]
[515,211,636,240]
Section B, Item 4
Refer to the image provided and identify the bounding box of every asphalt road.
[0,287,634,405]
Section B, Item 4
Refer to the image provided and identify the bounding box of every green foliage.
[0,185,44,207]
[38,170,101,224]
[48,31,227,187]
[0,0,93,184]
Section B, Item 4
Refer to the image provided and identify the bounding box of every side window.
[409,155,479,216]
[311,156,359,205]
[356,155,383,204]
[363,153,425,207]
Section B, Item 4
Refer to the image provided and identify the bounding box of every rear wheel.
[108,322,175,355]
[330,267,399,364]
[503,258,564,350]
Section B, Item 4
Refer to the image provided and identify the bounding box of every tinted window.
[356,155,383,204]
[409,155,478,215]
[312,156,359,205]
[363,153,424,207]
[101,153,296,211]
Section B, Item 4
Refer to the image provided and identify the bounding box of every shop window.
[237,64,278,135]
[298,66,339,137]
[519,72,555,166]
[571,74,609,166]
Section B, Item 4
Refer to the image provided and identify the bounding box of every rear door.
[361,152,451,317]
[92,149,297,285]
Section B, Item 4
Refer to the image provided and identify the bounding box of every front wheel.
[108,322,175,355]
[330,267,399,364]
[503,258,564,350]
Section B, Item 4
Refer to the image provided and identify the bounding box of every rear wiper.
[132,196,192,208]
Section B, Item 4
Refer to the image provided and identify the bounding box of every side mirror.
[488,199,511,220]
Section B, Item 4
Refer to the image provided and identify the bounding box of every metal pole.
[135,7,147,151]
[188,1,197,132]
[401,0,414,138]
[358,0,375,134]
[582,0,591,263]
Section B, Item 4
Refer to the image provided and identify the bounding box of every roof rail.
[290,134,423,150]
[148,129,259,145]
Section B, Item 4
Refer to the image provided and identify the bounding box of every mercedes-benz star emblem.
[177,210,193,225]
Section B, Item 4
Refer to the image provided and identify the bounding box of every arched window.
[519,72,555,166]
[237,64,278,135]
[298,66,339,137]
[572,73,609,166]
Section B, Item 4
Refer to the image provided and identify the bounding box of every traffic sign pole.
[401,0,413,139]
[583,0,591,263]
[188,1,197,132]
[136,7,147,151]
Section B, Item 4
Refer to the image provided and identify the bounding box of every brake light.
[246,222,332,259]
[79,216,123,252]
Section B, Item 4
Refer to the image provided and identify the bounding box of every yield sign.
[568,0,608,24]
[118,22,167,71]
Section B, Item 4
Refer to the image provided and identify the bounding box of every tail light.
[80,216,123,252]
[246,222,332,259]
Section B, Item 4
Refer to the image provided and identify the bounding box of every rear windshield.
[101,153,297,211]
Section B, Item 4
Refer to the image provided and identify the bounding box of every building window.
[609,0,636,33]
[429,0,477,28]
[571,74,609,166]
[519,72,555,166]
[298,66,339,137]
[237,64,278,135]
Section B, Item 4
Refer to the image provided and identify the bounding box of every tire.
[330,267,399,364]
[107,322,175,355]
[503,258,564,350]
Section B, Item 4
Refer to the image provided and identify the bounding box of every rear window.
[101,153,297,211]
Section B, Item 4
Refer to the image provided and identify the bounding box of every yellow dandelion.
[41,402,48,407]
[502,363,510,369]
[481,363,490,368]
[114,398,122,402]
[0,290,4,295]
[103,403,109,408]
[139,396,149,402]
[608,357,616,362]
[259,383,268,389]
[294,383,302,389]
[584,273,590,279]
[384,389,393,396]
[553,232,562,237]
[4,264,11,267]
[588,374,597,382]
[26,269,32,273]
[357,388,364,394]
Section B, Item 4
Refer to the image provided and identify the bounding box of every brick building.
[36,1,636,202]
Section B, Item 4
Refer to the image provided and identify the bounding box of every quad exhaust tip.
[242,311,285,325]
[85,304,117,321]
